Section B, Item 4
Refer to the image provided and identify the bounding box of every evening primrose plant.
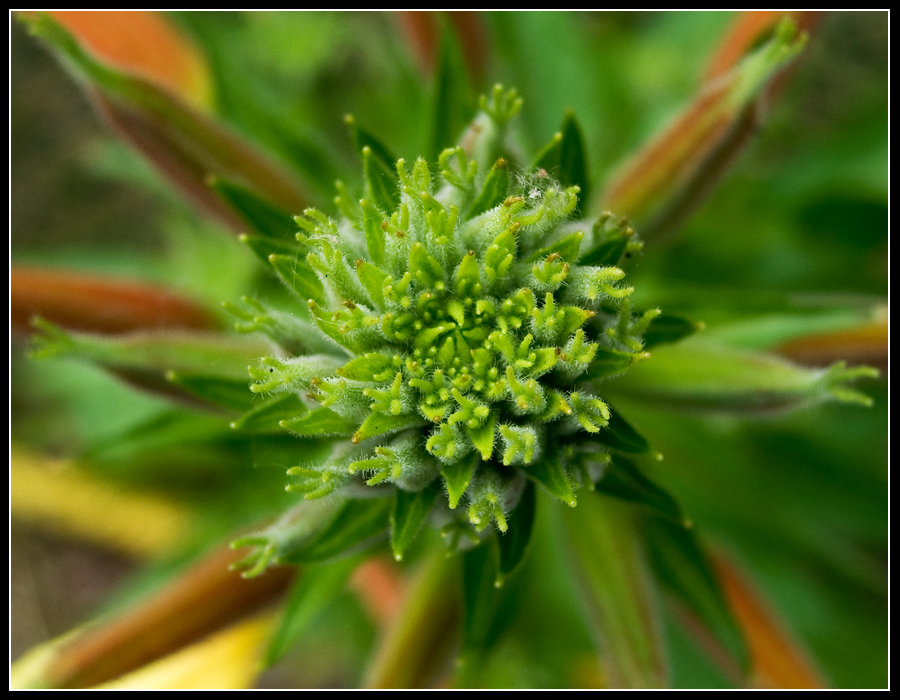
[12,12,887,689]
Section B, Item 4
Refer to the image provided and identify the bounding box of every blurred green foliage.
[11,12,886,688]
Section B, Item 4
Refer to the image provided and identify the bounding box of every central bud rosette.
[242,87,654,544]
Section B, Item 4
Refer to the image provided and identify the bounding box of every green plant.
[12,11,887,689]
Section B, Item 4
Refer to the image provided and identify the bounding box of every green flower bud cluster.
[242,87,652,538]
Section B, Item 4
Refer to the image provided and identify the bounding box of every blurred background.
[11,12,887,687]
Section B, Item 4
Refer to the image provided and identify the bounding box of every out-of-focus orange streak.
[776,319,888,374]
[395,11,487,83]
[713,554,824,689]
[705,11,821,83]
[349,557,406,627]
[11,266,218,335]
[47,11,211,107]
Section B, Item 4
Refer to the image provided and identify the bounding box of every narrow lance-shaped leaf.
[562,496,668,689]
[22,13,308,228]
[209,176,296,240]
[391,485,438,561]
[600,19,805,230]
[533,109,589,207]
[591,457,684,524]
[455,540,507,688]
[31,320,266,381]
[643,518,749,675]
[605,338,878,413]
[264,557,362,667]
[496,480,536,586]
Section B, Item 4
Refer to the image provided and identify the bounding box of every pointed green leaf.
[239,233,301,266]
[430,26,474,164]
[356,259,388,309]
[533,110,589,206]
[286,497,392,563]
[441,452,478,509]
[280,407,356,437]
[592,457,683,524]
[562,496,667,688]
[456,540,507,688]
[210,176,295,239]
[265,556,361,667]
[165,372,252,411]
[363,145,399,211]
[231,394,309,433]
[582,346,649,381]
[269,254,324,303]
[22,13,307,227]
[337,352,394,382]
[353,413,422,444]
[609,339,878,413]
[644,518,749,673]
[496,480,536,586]
[345,114,397,172]
[591,406,651,455]
[466,410,497,461]
[31,319,266,381]
[468,158,510,217]
[526,457,576,507]
[642,313,702,349]
[526,230,584,264]
[391,484,438,561]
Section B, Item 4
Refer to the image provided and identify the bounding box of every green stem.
[362,551,459,689]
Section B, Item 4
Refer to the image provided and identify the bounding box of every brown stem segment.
[45,545,294,689]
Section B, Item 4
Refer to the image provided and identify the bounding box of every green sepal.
[337,352,395,382]
[532,110,589,207]
[467,410,497,460]
[209,176,295,240]
[579,212,637,267]
[353,412,423,444]
[359,200,387,267]
[526,456,576,507]
[269,254,324,304]
[284,497,392,563]
[590,406,651,455]
[264,556,361,667]
[391,484,438,561]
[526,230,584,264]
[441,452,478,509]
[642,313,702,349]
[280,407,357,436]
[468,158,510,217]
[363,145,399,211]
[582,346,649,381]
[592,456,683,524]
[165,372,254,411]
[231,394,309,433]
[496,480,536,586]
[643,518,750,673]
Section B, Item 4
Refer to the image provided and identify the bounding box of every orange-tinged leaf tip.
[47,11,212,108]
